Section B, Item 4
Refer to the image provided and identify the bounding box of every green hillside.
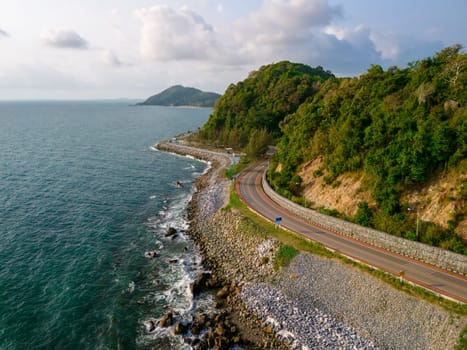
[268,45,466,252]
[197,46,466,253]
[199,61,334,149]
[138,85,220,107]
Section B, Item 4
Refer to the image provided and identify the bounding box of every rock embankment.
[189,166,289,349]
[192,209,279,284]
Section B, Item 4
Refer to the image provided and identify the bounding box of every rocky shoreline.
[155,139,465,349]
[155,140,287,349]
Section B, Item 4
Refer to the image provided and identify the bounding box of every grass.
[224,156,250,179]
[456,326,467,350]
[228,185,467,317]
[273,245,299,270]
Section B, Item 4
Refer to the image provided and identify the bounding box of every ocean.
[0,101,212,349]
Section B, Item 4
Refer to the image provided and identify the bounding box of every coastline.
[155,139,287,349]
[154,138,466,349]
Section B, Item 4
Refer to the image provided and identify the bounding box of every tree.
[354,202,373,227]
[245,128,273,159]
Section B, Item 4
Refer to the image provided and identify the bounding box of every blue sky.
[0,0,465,99]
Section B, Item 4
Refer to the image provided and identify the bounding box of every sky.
[0,0,465,100]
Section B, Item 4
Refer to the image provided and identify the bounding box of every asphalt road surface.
[236,162,467,304]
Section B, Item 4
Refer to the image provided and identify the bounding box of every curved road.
[236,162,467,304]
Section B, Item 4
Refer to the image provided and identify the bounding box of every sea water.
[0,101,211,349]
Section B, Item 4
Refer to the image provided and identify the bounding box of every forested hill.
[268,45,466,253]
[138,85,221,107]
[199,61,334,148]
[197,46,466,253]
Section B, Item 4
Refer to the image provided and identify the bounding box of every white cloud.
[369,31,444,65]
[41,29,88,49]
[234,0,340,47]
[135,5,220,61]
[229,0,344,64]
[369,32,401,61]
[131,1,385,75]
[110,8,119,18]
[0,27,8,37]
[102,50,123,66]
[309,30,380,75]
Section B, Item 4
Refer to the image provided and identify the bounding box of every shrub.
[273,244,299,270]
[354,201,373,227]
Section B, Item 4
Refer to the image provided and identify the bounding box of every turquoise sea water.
[0,101,211,349]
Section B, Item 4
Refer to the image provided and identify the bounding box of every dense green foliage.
[224,156,250,180]
[138,85,220,107]
[355,202,374,227]
[198,61,333,149]
[197,46,466,252]
[268,46,466,252]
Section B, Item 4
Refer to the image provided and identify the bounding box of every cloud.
[227,0,348,67]
[316,25,381,74]
[132,1,447,79]
[42,29,88,49]
[136,5,220,61]
[369,31,444,64]
[102,50,124,66]
[233,0,340,48]
[0,27,9,37]
[229,1,443,76]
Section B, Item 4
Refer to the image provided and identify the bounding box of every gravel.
[240,283,375,349]
[277,253,465,349]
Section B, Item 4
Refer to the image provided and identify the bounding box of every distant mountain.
[137,85,221,107]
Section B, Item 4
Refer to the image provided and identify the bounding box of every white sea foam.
[140,157,217,347]
[167,272,194,315]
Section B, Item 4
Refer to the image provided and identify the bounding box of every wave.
[140,186,216,347]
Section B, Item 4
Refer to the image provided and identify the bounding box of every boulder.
[165,227,177,237]
[190,272,212,296]
[214,324,225,336]
[216,285,229,299]
[144,319,156,333]
[173,321,187,335]
[190,323,201,335]
[157,312,173,327]
[144,250,159,259]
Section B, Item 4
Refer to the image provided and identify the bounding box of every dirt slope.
[298,159,466,239]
